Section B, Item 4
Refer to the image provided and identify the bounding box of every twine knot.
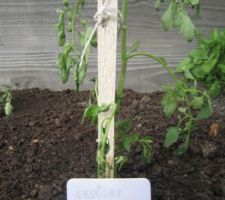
[94,1,122,27]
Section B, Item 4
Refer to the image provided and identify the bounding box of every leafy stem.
[71,0,84,47]
[127,51,178,83]
[97,103,117,178]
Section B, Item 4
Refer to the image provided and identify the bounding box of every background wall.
[0,0,225,92]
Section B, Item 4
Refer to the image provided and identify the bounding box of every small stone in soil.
[140,95,151,104]
[200,142,217,158]
[131,99,139,107]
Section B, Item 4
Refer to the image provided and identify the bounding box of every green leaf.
[66,55,73,70]
[161,87,178,117]
[161,0,198,55]
[127,41,141,56]
[115,156,127,171]
[83,105,99,123]
[67,10,73,22]
[175,134,190,155]
[164,127,180,148]
[176,57,195,79]
[57,30,66,47]
[78,61,87,84]
[189,49,207,64]
[191,66,205,79]
[57,53,71,84]
[4,102,13,116]
[140,135,152,163]
[196,102,212,120]
[179,13,196,42]
[200,62,215,75]
[191,96,204,109]
[115,119,133,134]
[63,43,73,55]
[56,53,66,69]
[154,0,162,10]
[176,57,192,72]
[188,0,199,6]
[161,2,176,31]
[178,107,187,114]
[208,81,221,97]
[175,141,189,155]
[90,32,97,47]
[142,143,151,163]
[83,104,110,123]
[63,0,69,7]
[80,0,86,7]
[123,133,139,152]
[68,21,72,32]
[163,100,177,118]
[211,29,219,41]
[218,64,225,74]
[98,104,110,112]
[56,9,65,22]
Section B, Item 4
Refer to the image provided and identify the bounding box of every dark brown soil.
[0,89,224,200]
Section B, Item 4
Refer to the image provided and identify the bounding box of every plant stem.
[127,52,197,136]
[116,0,128,105]
[97,104,117,178]
[127,51,178,82]
[71,0,82,47]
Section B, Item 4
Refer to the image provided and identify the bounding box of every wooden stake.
[98,0,118,178]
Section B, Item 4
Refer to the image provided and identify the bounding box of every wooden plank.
[0,0,225,91]
[97,0,118,178]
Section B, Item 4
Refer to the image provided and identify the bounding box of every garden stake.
[97,0,118,178]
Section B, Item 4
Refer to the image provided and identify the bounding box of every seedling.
[115,119,152,169]
[161,78,212,155]
[55,0,96,90]
[56,0,211,177]
[83,84,152,177]
[0,86,13,116]
[177,29,225,97]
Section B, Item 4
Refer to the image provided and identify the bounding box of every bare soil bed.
[0,89,224,200]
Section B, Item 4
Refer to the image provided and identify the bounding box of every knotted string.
[78,0,121,72]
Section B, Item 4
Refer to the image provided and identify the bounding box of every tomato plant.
[55,0,212,177]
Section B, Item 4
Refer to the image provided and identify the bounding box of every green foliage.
[84,102,117,178]
[196,100,212,120]
[55,0,96,90]
[164,127,180,148]
[162,79,212,155]
[0,86,13,116]
[157,0,200,42]
[177,29,225,96]
[115,119,153,169]
[83,104,110,123]
[55,0,212,178]
[127,41,141,57]
[161,84,180,117]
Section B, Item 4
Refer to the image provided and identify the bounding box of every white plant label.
[67,178,151,200]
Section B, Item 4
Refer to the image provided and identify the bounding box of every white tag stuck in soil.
[67,178,151,200]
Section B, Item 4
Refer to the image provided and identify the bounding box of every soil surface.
[0,89,225,200]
